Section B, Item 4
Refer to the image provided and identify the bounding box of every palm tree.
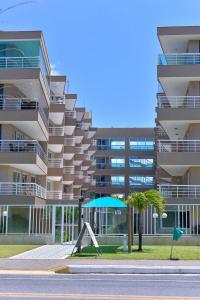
[126,189,165,252]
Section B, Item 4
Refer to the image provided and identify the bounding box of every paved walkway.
[10,244,75,260]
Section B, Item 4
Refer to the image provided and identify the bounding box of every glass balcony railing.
[158,53,200,65]
[0,182,46,198]
[0,140,47,163]
[157,96,200,108]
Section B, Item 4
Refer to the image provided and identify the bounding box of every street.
[0,274,199,299]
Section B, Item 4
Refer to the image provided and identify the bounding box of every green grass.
[0,245,39,258]
[72,245,200,260]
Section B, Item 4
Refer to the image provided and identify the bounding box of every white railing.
[91,139,97,146]
[64,138,75,146]
[74,147,84,154]
[50,97,65,104]
[0,56,40,68]
[48,158,63,168]
[62,193,74,200]
[0,182,46,198]
[63,166,75,174]
[158,140,200,152]
[158,185,200,198]
[0,97,48,128]
[0,140,47,162]
[49,127,64,136]
[65,110,76,118]
[158,53,200,65]
[46,190,62,200]
[157,96,200,108]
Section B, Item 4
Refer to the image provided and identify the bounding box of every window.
[96,157,107,169]
[129,157,154,169]
[111,140,125,150]
[129,138,154,151]
[110,157,125,168]
[97,139,109,150]
[111,193,125,199]
[111,176,125,187]
[129,176,154,187]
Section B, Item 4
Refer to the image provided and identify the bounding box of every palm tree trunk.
[128,205,132,253]
[138,213,143,252]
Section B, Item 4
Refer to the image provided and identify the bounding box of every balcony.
[157,96,200,108]
[158,185,200,199]
[64,138,75,146]
[49,127,64,136]
[46,190,62,200]
[158,53,200,65]
[50,97,65,105]
[0,182,46,199]
[0,140,47,175]
[158,140,200,176]
[0,97,48,141]
[0,56,40,68]
[48,158,63,168]
[62,193,74,201]
[48,127,64,149]
[63,166,75,183]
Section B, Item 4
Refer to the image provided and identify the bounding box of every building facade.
[156,26,200,235]
[0,31,96,244]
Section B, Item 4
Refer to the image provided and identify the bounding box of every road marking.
[0,293,199,299]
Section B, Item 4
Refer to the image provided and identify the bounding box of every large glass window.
[111,140,125,150]
[96,157,107,169]
[110,157,125,168]
[129,138,154,151]
[7,206,29,234]
[129,176,154,187]
[111,176,125,187]
[129,157,154,169]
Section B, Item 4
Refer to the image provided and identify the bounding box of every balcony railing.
[0,182,46,198]
[62,193,74,200]
[0,140,47,163]
[65,110,76,118]
[48,158,63,168]
[50,97,65,104]
[158,53,200,65]
[49,127,64,136]
[158,140,200,152]
[64,138,75,146]
[157,96,200,108]
[0,97,48,128]
[63,166,75,174]
[96,163,124,169]
[74,147,84,154]
[46,190,62,200]
[158,185,200,198]
[0,56,40,68]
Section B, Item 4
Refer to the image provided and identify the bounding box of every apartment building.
[0,31,96,244]
[156,26,200,235]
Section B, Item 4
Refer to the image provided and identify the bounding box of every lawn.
[0,245,39,258]
[72,245,200,260]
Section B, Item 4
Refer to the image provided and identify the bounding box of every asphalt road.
[0,274,199,299]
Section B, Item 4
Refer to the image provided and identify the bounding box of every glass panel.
[111,140,125,150]
[111,176,125,186]
[97,139,109,150]
[130,138,154,151]
[129,176,154,187]
[110,157,125,168]
[7,206,29,233]
[129,157,154,168]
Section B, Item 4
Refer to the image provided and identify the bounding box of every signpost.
[170,227,185,260]
[71,222,100,256]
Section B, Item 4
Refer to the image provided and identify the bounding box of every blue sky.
[1,0,200,127]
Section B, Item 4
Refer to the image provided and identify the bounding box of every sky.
[1,0,200,128]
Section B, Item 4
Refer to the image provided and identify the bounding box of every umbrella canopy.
[83,196,127,208]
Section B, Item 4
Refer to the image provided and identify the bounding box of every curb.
[56,265,200,274]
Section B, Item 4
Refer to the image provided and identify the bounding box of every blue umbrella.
[83,196,127,208]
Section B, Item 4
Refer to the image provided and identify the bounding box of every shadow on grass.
[73,245,120,257]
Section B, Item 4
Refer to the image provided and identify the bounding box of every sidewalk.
[0,258,200,274]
